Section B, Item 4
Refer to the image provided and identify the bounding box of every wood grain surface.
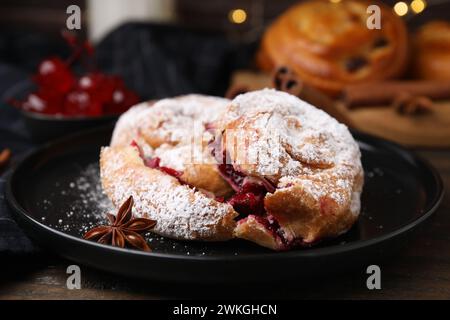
[0,149,449,300]
[347,103,450,147]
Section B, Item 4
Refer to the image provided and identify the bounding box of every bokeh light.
[411,0,426,13]
[229,9,247,24]
[394,1,409,16]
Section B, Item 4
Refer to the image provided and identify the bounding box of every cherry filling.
[216,152,271,212]
[205,132,289,247]
[144,156,183,178]
[217,163,246,192]
[131,139,290,248]
[228,192,264,217]
[131,141,224,202]
[131,141,183,180]
[249,214,287,246]
[214,150,290,248]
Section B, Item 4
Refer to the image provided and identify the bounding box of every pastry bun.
[100,90,363,250]
[413,21,450,80]
[257,0,408,95]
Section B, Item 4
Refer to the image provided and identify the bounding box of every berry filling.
[245,214,288,247]
[206,133,289,248]
[132,138,293,249]
[131,141,183,181]
[143,156,183,179]
[228,191,264,217]
[213,150,289,248]
[131,141,223,203]
[217,163,246,192]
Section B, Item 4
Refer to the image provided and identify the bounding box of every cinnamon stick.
[342,81,450,108]
[0,148,11,172]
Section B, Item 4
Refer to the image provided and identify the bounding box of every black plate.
[6,126,443,283]
[20,110,119,142]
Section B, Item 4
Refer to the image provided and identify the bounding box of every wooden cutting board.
[229,70,450,148]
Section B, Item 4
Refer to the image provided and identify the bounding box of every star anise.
[393,92,433,116]
[83,196,156,251]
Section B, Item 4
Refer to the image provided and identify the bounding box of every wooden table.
[0,149,449,300]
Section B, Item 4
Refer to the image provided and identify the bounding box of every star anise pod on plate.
[83,196,156,251]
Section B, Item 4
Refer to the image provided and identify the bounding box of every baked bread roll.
[413,21,450,80]
[100,90,363,250]
[110,95,233,197]
[257,0,408,95]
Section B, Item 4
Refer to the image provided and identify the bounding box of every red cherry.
[22,89,64,115]
[92,75,139,115]
[98,75,118,104]
[78,73,105,91]
[34,57,74,94]
[15,34,139,117]
[121,89,139,108]
[64,89,102,116]
[104,88,139,114]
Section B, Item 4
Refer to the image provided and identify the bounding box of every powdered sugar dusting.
[111,94,229,171]
[72,163,114,216]
[37,163,114,235]
[100,146,237,240]
[225,89,360,174]
[224,89,363,212]
[111,94,229,148]
[102,90,363,245]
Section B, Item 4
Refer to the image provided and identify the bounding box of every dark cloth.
[0,23,256,254]
[0,62,37,253]
[95,23,256,100]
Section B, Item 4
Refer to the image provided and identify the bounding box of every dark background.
[0,0,450,299]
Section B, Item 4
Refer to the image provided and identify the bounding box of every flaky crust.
[100,145,237,241]
[220,89,364,245]
[257,0,408,95]
[101,90,364,249]
[110,95,233,196]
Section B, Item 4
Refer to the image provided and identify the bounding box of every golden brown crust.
[110,95,233,197]
[257,0,408,95]
[264,169,363,243]
[100,145,238,241]
[413,21,450,81]
[234,216,285,250]
[181,163,234,198]
[101,90,364,250]
[219,89,364,247]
